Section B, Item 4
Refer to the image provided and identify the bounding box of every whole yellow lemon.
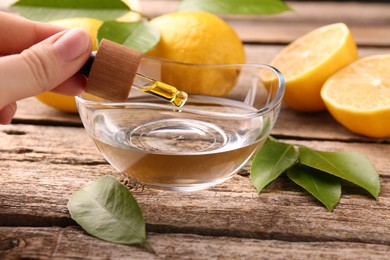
[36,17,103,113]
[146,11,246,96]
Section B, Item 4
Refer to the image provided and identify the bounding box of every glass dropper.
[133,72,188,107]
[79,49,187,107]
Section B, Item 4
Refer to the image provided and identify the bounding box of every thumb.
[0,28,91,107]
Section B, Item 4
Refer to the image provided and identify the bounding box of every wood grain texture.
[138,0,390,46]
[1,227,389,259]
[85,39,142,101]
[1,162,389,244]
[1,125,389,250]
[2,1,389,46]
[1,1,390,258]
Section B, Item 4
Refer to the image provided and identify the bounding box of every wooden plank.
[1,227,390,259]
[244,44,390,63]
[138,0,390,26]
[1,124,389,176]
[273,108,390,142]
[136,0,390,46]
[0,160,389,245]
[233,22,390,46]
[1,1,389,258]
[12,97,81,126]
[2,1,390,46]
[1,125,389,245]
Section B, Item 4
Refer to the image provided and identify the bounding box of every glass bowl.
[76,57,285,191]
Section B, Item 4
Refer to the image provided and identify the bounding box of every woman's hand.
[0,12,92,124]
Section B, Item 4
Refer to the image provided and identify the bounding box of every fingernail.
[53,28,91,61]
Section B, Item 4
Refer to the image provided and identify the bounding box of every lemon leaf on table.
[287,165,341,212]
[67,175,154,252]
[298,145,381,200]
[98,20,160,53]
[178,0,291,15]
[250,138,381,211]
[12,0,130,22]
[251,138,299,193]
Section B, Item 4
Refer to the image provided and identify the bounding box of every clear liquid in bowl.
[89,96,268,191]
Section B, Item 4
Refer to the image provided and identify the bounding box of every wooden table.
[1,1,389,259]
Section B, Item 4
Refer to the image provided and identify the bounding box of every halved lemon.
[270,23,358,112]
[321,54,390,138]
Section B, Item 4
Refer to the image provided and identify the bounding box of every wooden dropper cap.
[83,39,142,101]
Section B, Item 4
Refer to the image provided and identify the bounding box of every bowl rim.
[76,58,285,119]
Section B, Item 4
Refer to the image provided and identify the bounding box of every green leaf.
[12,0,130,22]
[98,21,160,53]
[178,0,291,15]
[287,165,341,211]
[299,146,381,200]
[250,138,299,193]
[67,175,154,252]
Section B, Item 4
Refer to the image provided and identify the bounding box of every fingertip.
[0,102,17,125]
[53,28,92,62]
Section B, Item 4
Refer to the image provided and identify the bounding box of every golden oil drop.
[140,81,188,107]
